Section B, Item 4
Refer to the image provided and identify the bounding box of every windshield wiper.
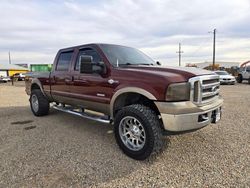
[137,63,154,66]
[119,62,154,66]
[118,62,133,66]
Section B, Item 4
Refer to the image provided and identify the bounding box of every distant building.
[15,63,28,68]
[196,61,241,69]
[30,64,52,72]
[0,64,29,77]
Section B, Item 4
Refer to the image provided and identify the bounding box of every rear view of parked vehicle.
[0,76,11,83]
[13,73,26,81]
[214,71,236,85]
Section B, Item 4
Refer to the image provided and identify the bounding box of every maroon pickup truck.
[25,43,223,160]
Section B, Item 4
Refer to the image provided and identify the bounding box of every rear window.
[56,51,73,71]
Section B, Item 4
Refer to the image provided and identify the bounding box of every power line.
[187,37,211,58]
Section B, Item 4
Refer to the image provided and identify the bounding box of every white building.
[196,61,241,69]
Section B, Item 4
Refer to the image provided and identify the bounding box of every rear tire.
[248,78,250,84]
[237,75,243,83]
[114,104,164,160]
[30,89,49,116]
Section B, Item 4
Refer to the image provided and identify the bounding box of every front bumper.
[155,96,223,132]
[220,80,235,84]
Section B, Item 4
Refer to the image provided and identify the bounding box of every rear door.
[50,50,74,102]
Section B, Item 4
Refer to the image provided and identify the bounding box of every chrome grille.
[189,75,220,105]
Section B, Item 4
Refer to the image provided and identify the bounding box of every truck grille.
[189,75,220,105]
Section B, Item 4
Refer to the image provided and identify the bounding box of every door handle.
[65,76,74,82]
[78,79,89,84]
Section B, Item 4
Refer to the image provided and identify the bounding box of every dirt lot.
[0,81,249,187]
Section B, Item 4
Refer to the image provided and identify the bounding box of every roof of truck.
[59,43,129,51]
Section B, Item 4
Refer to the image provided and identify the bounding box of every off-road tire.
[30,89,49,116]
[248,77,250,84]
[237,74,243,83]
[114,104,164,160]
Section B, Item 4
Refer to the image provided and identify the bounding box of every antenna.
[116,59,119,67]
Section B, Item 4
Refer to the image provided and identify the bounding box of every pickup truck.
[25,43,223,160]
[237,65,250,84]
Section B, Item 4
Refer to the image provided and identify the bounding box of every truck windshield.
[99,44,155,67]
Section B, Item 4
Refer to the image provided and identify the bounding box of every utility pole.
[176,43,184,66]
[8,51,11,64]
[211,29,216,70]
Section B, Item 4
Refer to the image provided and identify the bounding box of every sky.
[0,0,250,66]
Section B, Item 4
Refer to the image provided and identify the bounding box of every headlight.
[166,82,190,101]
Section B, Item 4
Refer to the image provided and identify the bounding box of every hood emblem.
[108,79,119,85]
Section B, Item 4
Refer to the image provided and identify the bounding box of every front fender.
[110,87,157,119]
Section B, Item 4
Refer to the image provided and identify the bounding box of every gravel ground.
[0,81,249,187]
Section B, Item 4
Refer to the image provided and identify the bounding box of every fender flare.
[110,87,157,119]
[30,78,46,96]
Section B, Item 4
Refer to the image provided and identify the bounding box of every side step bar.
[52,105,111,124]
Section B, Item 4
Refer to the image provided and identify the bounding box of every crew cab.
[25,43,223,160]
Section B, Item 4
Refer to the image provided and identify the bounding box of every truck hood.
[118,65,214,81]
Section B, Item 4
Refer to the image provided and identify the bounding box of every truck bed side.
[25,71,52,100]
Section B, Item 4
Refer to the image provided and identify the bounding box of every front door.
[70,47,113,114]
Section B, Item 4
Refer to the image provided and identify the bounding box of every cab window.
[56,51,73,71]
[75,48,101,71]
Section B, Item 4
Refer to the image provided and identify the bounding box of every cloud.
[0,0,249,66]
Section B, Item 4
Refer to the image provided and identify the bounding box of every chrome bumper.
[155,96,223,132]
[220,80,235,84]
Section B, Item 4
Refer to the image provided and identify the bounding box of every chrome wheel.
[118,116,146,151]
[31,94,39,112]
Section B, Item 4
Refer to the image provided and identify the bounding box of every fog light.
[198,113,209,122]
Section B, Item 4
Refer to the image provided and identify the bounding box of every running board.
[52,105,111,124]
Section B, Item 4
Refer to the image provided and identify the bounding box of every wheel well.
[113,92,160,117]
[31,83,40,91]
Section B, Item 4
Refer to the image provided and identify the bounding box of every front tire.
[237,74,243,83]
[114,104,164,160]
[30,89,49,116]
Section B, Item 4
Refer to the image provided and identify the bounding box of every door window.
[75,48,101,71]
[56,51,73,71]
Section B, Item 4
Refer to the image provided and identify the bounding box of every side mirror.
[80,55,93,74]
[80,55,106,74]
[156,61,161,66]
